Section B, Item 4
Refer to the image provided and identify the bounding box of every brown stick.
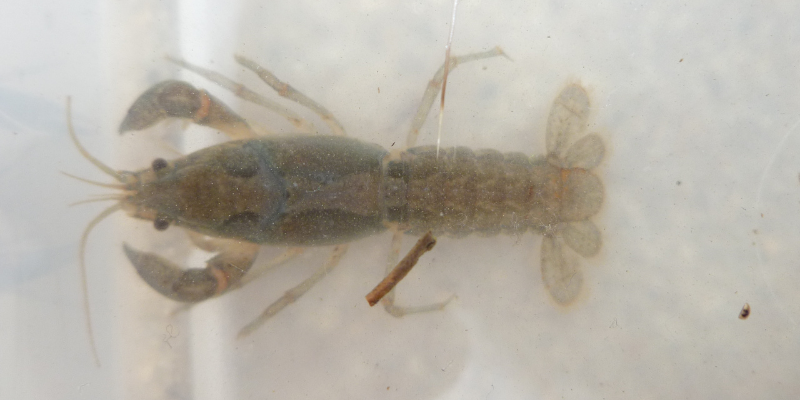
[366,231,437,307]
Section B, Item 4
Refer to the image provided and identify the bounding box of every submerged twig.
[366,231,437,306]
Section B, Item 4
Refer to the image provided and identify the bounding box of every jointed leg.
[168,234,303,317]
[234,55,347,137]
[406,46,508,148]
[237,244,349,338]
[236,247,305,288]
[184,231,304,289]
[167,56,316,134]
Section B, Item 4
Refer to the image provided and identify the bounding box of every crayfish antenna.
[77,203,122,367]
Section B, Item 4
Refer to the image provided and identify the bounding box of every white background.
[1,0,799,399]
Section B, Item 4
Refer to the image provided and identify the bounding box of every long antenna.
[436,0,459,158]
[79,203,122,367]
[66,97,125,367]
[66,97,124,182]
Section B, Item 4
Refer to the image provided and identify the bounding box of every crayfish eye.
[151,158,168,172]
[153,215,171,231]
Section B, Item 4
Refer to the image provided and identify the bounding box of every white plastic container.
[2,1,798,399]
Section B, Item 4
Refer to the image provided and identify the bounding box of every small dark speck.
[752,229,758,234]
[765,94,769,97]
[739,303,751,320]
[679,58,684,62]
[482,66,487,70]
[547,35,551,38]
[676,180,681,186]
[760,213,764,218]
[391,142,395,147]
[378,87,380,94]
[12,131,17,135]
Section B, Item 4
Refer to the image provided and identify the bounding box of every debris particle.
[739,303,751,320]
[365,231,436,306]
